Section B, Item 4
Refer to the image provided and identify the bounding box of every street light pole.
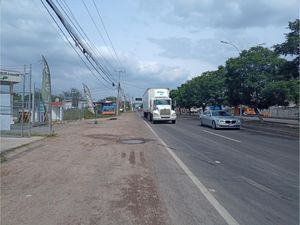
[220,40,243,118]
[220,40,241,54]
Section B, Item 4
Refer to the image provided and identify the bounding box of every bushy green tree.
[274,19,299,79]
[225,46,287,115]
[171,66,226,112]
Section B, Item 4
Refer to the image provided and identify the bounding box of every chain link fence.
[0,68,52,137]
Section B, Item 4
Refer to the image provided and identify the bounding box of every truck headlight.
[153,112,159,117]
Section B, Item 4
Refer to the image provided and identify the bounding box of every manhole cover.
[121,139,145,144]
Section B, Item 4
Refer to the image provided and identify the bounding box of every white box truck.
[143,88,176,124]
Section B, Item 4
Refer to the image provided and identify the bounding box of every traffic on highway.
[139,110,299,225]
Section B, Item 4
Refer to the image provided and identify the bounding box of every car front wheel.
[212,121,217,129]
[200,119,203,126]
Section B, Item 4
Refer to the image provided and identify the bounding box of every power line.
[42,0,116,86]
[59,0,117,83]
[92,0,125,72]
[40,0,114,90]
[80,0,118,70]
[59,0,117,84]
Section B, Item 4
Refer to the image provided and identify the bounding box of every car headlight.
[219,119,225,123]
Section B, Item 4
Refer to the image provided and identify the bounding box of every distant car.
[199,110,241,129]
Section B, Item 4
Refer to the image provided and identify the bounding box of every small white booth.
[0,70,22,131]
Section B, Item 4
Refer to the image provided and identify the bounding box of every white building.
[0,70,22,131]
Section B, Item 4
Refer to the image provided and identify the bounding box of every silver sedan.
[199,110,241,129]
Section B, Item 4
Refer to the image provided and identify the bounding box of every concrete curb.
[0,136,46,155]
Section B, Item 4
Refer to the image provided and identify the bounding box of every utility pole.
[32,83,35,124]
[123,95,126,113]
[115,70,125,116]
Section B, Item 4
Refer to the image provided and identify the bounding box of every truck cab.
[151,98,176,124]
[143,88,176,124]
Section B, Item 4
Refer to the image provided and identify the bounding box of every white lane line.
[240,176,286,200]
[202,130,241,143]
[143,121,240,225]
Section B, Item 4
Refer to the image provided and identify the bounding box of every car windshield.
[154,99,170,105]
[212,111,232,117]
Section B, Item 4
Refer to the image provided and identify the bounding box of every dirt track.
[1,113,169,225]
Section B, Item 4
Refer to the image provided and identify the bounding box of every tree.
[225,46,290,120]
[170,82,196,114]
[274,19,299,79]
[100,96,117,102]
[190,66,226,112]
[170,66,226,112]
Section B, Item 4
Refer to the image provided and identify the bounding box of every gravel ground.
[1,113,170,225]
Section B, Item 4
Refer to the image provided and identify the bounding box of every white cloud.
[1,0,191,98]
[139,0,298,29]
[2,0,297,99]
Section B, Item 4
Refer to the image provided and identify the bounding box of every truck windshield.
[154,99,170,105]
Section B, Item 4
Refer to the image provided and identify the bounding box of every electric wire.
[92,0,125,71]
[40,0,113,90]
[43,0,115,86]
[58,0,117,83]
[80,0,118,68]
[56,0,117,84]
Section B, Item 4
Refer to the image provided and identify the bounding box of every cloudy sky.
[1,0,298,100]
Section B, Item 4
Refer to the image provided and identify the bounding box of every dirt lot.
[1,113,169,225]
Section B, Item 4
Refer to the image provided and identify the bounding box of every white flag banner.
[83,83,95,115]
[41,55,52,104]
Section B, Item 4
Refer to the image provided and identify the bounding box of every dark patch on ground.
[84,134,119,140]
[111,174,166,225]
[118,138,154,145]
[140,152,146,166]
[129,151,135,165]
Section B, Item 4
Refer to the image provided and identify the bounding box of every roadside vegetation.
[170,19,299,120]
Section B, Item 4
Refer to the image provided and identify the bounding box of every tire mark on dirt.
[140,152,146,166]
[129,151,135,165]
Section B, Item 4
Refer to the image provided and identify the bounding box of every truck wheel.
[147,113,152,121]
[172,120,176,124]
[144,112,147,118]
[152,120,156,124]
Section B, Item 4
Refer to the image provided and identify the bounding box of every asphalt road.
[143,114,299,225]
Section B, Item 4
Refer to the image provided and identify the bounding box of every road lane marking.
[240,176,288,200]
[143,120,240,225]
[202,130,241,143]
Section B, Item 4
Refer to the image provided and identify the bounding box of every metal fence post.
[21,65,26,137]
